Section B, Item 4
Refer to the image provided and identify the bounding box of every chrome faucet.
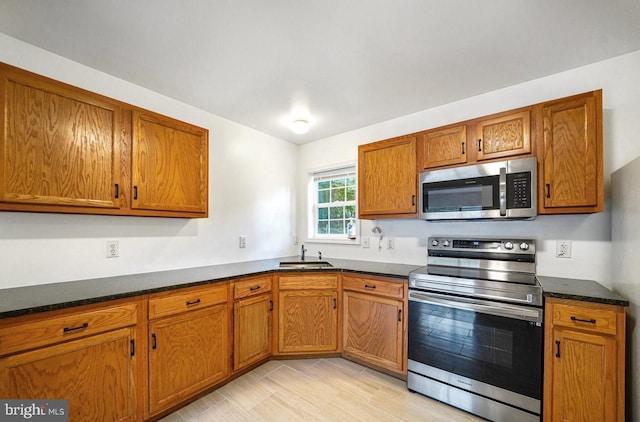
[301,244,307,260]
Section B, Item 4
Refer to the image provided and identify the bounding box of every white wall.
[298,49,640,290]
[0,34,298,288]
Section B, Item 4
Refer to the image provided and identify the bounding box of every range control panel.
[428,237,535,255]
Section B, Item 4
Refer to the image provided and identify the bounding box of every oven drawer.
[551,301,618,335]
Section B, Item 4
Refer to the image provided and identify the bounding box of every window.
[308,166,358,242]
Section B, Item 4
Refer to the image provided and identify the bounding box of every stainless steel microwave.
[419,157,537,221]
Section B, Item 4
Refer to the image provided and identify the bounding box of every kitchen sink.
[279,261,333,269]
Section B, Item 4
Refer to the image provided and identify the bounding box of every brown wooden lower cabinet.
[342,275,406,376]
[147,285,230,417]
[543,297,626,422]
[0,300,142,422]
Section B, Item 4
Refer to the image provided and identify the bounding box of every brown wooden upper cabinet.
[0,63,208,218]
[538,90,603,214]
[475,110,531,161]
[358,134,418,219]
[420,124,467,169]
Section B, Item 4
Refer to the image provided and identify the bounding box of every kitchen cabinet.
[475,109,531,161]
[276,273,341,354]
[543,297,625,422]
[539,90,603,214]
[358,134,418,219]
[0,299,143,422]
[232,275,273,372]
[420,124,467,169]
[132,110,208,214]
[342,275,406,377]
[147,283,230,417]
[0,62,208,218]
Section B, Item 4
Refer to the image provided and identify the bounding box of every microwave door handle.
[499,166,507,216]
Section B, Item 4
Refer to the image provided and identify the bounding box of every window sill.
[304,238,360,246]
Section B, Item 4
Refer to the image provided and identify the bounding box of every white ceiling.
[1,1,640,144]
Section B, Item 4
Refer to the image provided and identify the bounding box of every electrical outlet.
[362,237,370,248]
[556,240,572,258]
[239,235,247,248]
[387,237,394,249]
[106,240,119,258]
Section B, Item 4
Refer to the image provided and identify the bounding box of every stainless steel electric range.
[408,236,543,422]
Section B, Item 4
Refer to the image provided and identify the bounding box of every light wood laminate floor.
[160,358,483,421]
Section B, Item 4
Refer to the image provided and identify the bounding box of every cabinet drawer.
[149,283,228,320]
[0,302,138,357]
[234,276,272,300]
[552,302,618,335]
[343,276,404,299]
[278,274,338,290]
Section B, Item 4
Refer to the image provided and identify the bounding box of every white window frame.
[306,164,359,245]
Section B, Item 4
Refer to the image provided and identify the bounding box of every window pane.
[345,206,356,218]
[346,177,356,186]
[330,220,344,234]
[318,207,328,219]
[317,221,328,234]
[346,186,355,201]
[329,207,344,219]
[331,179,345,188]
[331,188,345,202]
[318,181,330,189]
[318,190,329,203]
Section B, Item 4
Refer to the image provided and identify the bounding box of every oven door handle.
[409,291,542,323]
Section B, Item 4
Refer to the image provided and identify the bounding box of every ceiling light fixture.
[290,119,310,134]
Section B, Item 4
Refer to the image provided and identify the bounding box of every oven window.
[408,300,542,399]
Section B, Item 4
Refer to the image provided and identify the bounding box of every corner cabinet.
[543,297,625,422]
[276,274,341,354]
[538,90,603,214]
[358,134,418,219]
[0,299,144,422]
[0,62,208,218]
[147,284,230,417]
[342,275,406,377]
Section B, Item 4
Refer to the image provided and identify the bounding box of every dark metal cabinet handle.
[555,340,561,358]
[333,298,337,309]
[411,194,416,206]
[461,142,465,155]
[546,184,551,198]
[186,299,201,306]
[63,322,88,333]
[364,284,376,290]
[478,139,482,151]
[398,309,402,322]
[269,300,273,312]
[571,316,597,324]
[133,186,138,200]
[152,333,157,350]
[130,339,135,356]
[115,183,119,199]
[249,285,261,291]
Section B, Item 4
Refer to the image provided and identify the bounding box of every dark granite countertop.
[538,275,629,307]
[0,257,423,319]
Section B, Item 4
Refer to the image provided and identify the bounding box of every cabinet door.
[149,303,229,415]
[0,63,122,210]
[541,92,602,213]
[420,125,467,169]
[0,328,137,422]
[549,328,618,422]
[358,135,417,218]
[476,110,531,161]
[132,110,208,215]
[343,291,404,374]
[278,290,338,353]
[234,293,272,371]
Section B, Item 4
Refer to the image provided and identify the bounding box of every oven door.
[408,290,543,405]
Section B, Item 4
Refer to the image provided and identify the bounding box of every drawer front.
[343,275,404,299]
[234,276,272,300]
[0,302,138,357]
[552,302,618,335]
[278,274,338,290]
[149,283,228,320]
